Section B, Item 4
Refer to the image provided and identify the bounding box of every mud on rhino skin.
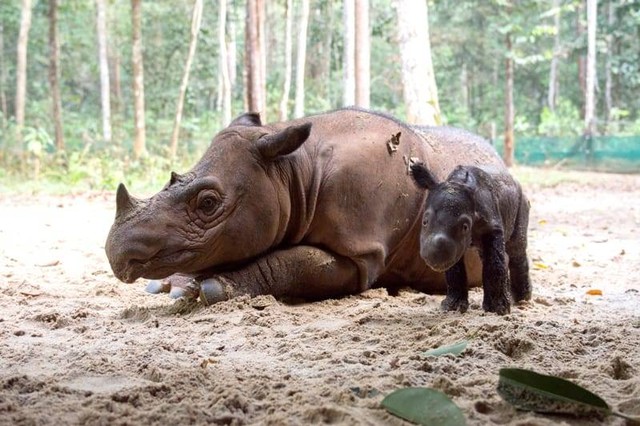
[105,108,507,305]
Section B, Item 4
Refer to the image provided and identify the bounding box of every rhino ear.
[229,112,262,127]
[257,123,312,160]
[410,162,439,190]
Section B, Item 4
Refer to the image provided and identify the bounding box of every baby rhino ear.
[461,168,478,189]
[410,162,439,190]
[257,123,312,160]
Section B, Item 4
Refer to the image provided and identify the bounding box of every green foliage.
[423,341,468,357]
[382,387,467,426]
[538,99,583,136]
[498,368,639,423]
[1,0,639,192]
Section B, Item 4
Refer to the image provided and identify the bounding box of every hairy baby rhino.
[106,108,509,306]
[410,162,531,315]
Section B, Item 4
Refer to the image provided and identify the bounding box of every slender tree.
[548,0,561,112]
[343,0,355,106]
[15,0,33,133]
[227,18,237,90]
[48,0,64,150]
[169,0,203,160]
[584,0,597,135]
[604,0,614,125]
[294,0,310,118]
[576,0,587,118]
[245,0,266,115]
[279,0,293,120]
[219,0,232,126]
[110,42,122,115]
[354,0,370,108]
[131,0,146,158]
[96,0,111,143]
[504,32,514,167]
[395,0,441,125]
[0,22,7,119]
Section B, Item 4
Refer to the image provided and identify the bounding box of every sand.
[1,167,639,425]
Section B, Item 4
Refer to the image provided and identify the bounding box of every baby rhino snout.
[420,233,459,272]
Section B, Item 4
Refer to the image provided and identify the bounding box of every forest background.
[0,0,639,193]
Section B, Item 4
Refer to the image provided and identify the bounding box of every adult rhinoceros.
[105,108,504,305]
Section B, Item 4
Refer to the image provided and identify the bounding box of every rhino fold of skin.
[105,108,507,303]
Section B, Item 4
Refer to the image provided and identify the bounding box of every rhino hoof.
[145,280,170,294]
[169,286,188,299]
[199,278,228,306]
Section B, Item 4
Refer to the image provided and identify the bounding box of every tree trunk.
[131,0,146,158]
[294,0,310,118]
[228,18,237,89]
[110,50,122,115]
[279,0,293,121]
[504,32,515,167]
[96,0,111,143]
[584,0,597,136]
[48,0,64,150]
[169,0,203,160]
[0,22,7,119]
[395,0,441,125]
[219,0,231,127]
[245,0,266,116]
[548,0,561,112]
[604,0,614,125]
[576,0,587,119]
[321,0,335,101]
[15,0,33,132]
[343,0,355,106]
[461,62,471,116]
[354,0,369,108]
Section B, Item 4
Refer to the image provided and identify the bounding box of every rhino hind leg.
[441,259,469,313]
[196,245,361,306]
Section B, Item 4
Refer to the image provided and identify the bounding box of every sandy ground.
[1,167,639,426]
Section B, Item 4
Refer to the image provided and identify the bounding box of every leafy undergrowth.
[381,340,640,426]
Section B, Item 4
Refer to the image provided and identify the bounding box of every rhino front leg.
[198,245,360,305]
[145,274,199,299]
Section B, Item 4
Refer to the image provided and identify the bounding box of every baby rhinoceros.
[410,162,531,315]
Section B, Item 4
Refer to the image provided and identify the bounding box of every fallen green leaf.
[423,341,468,357]
[498,368,610,418]
[381,387,466,426]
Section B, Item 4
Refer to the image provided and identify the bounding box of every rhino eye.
[198,196,219,215]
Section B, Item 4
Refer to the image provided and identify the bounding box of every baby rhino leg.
[481,232,511,315]
[441,259,469,313]
[507,204,532,303]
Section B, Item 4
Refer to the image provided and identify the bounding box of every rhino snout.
[420,233,459,272]
[105,226,166,283]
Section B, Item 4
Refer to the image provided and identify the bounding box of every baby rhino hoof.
[199,278,229,306]
[483,299,511,315]
[441,296,469,314]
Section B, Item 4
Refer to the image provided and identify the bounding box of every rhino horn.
[169,171,182,186]
[115,183,137,218]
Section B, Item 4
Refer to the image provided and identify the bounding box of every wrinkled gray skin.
[410,162,531,315]
[105,108,506,305]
